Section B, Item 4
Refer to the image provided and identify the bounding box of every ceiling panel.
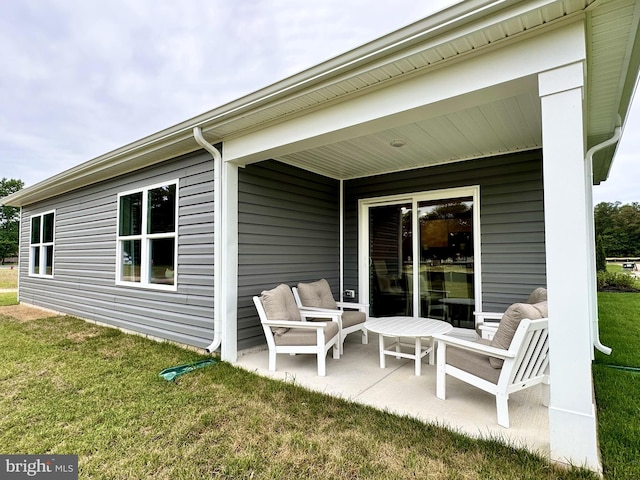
[276,91,543,180]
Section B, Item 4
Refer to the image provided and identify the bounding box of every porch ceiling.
[224,0,639,182]
[274,89,543,180]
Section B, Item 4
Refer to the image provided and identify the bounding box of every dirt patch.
[0,304,58,321]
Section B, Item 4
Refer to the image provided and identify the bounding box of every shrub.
[597,270,640,292]
[596,235,607,272]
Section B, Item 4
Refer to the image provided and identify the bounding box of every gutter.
[193,127,223,355]
[586,122,622,356]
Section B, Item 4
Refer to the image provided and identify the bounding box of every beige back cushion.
[526,287,547,304]
[296,279,338,310]
[260,284,301,322]
[489,301,548,368]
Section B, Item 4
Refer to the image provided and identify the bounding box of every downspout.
[193,127,223,354]
[339,180,344,302]
[586,120,621,355]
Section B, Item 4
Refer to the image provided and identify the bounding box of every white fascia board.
[224,20,587,166]
[2,130,198,207]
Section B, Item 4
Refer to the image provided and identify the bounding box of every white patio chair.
[292,279,368,355]
[433,301,549,428]
[475,287,547,340]
[253,284,340,376]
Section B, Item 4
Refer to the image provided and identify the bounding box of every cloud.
[0,0,637,207]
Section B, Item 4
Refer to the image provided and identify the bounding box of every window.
[30,211,55,277]
[117,181,178,290]
[359,186,480,330]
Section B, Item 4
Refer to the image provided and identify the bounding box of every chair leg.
[317,351,327,376]
[362,327,369,345]
[436,342,446,400]
[496,393,510,428]
[542,376,550,407]
[268,350,277,372]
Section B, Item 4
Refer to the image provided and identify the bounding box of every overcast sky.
[0,0,638,204]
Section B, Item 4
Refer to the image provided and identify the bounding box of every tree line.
[0,178,23,264]
[594,201,640,259]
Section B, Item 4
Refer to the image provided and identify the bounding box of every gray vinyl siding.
[18,151,215,348]
[237,161,340,350]
[344,150,547,313]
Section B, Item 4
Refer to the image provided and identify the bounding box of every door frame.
[358,185,482,330]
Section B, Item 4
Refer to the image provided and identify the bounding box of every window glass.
[149,238,175,285]
[31,216,41,244]
[32,247,40,275]
[44,245,54,276]
[43,212,55,243]
[365,191,477,329]
[119,192,143,236]
[148,184,176,234]
[121,239,141,283]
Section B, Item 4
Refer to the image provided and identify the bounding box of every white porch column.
[221,159,238,362]
[539,63,600,471]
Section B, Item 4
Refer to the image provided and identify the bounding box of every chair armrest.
[299,309,342,321]
[262,319,328,329]
[432,334,515,359]
[474,311,503,323]
[335,301,368,312]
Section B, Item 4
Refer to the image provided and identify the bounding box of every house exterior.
[3,0,640,471]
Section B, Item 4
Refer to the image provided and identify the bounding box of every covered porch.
[207,1,639,471]
[235,336,550,456]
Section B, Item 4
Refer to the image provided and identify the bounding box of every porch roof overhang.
[3,0,639,207]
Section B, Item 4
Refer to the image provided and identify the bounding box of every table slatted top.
[364,316,453,337]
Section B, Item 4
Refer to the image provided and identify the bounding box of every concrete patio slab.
[235,334,550,457]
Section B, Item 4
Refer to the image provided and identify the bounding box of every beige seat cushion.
[260,284,300,335]
[297,279,338,309]
[274,321,339,346]
[526,287,547,304]
[446,339,501,384]
[489,301,548,368]
[341,310,366,328]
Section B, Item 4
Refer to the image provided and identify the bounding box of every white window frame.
[116,180,179,292]
[29,210,56,278]
[358,185,482,332]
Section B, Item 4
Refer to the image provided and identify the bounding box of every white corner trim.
[539,61,585,97]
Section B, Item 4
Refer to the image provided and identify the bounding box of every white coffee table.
[364,316,453,375]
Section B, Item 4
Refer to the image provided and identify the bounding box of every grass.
[0,292,18,306]
[593,293,640,479]
[0,313,595,479]
[1,262,635,479]
[0,267,18,306]
[0,266,18,288]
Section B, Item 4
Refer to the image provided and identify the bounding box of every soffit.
[588,0,640,182]
[202,0,595,142]
[260,0,637,182]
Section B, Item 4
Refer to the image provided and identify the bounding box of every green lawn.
[0,313,595,479]
[0,266,18,289]
[593,293,640,479]
[0,292,18,306]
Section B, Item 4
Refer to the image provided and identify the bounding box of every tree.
[594,201,640,258]
[0,178,24,264]
[596,234,607,271]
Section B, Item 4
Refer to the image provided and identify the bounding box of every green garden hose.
[159,359,217,381]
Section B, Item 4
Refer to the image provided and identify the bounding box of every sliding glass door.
[361,187,479,329]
